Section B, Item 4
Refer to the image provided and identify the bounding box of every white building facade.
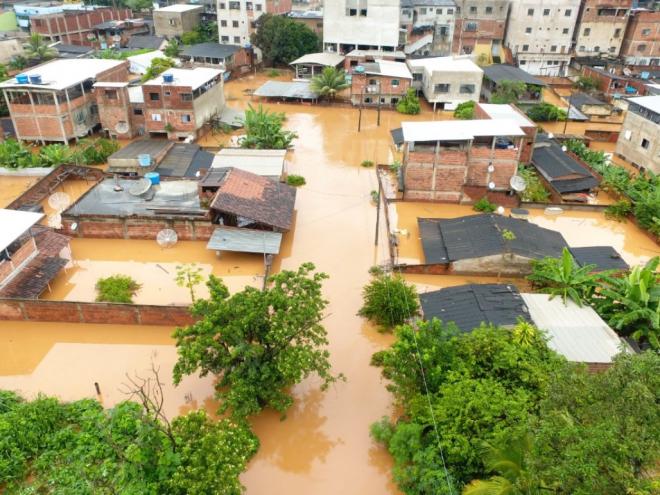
[323,0,401,53]
[504,0,581,76]
[400,0,456,56]
[216,0,291,46]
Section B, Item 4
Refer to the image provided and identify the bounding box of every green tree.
[594,256,659,348]
[164,38,181,58]
[95,274,141,303]
[239,104,298,149]
[141,56,176,82]
[396,88,421,115]
[527,247,604,305]
[526,102,567,122]
[454,100,476,119]
[490,80,527,104]
[574,75,599,91]
[172,263,341,420]
[251,13,320,65]
[181,30,202,45]
[23,33,57,62]
[8,56,27,71]
[358,269,419,329]
[529,352,660,495]
[175,263,204,303]
[310,66,349,99]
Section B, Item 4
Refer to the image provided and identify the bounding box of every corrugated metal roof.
[253,81,318,100]
[402,119,525,142]
[521,293,629,363]
[569,246,630,272]
[206,226,282,254]
[212,149,285,178]
[289,52,345,67]
[483,64,546,86]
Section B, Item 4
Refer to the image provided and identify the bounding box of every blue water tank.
[138,154,151,167]
[29,74,42,84]
[145,172,160,185]
[163,73,174,83]
[15,74,28,84]
[354,65,365,74]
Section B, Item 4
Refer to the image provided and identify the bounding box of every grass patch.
[286,174,306,187]
[267,69,281,77]
[361,160,374,168]
[95,275,141,304]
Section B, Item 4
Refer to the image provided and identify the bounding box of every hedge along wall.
[0,298,194,326]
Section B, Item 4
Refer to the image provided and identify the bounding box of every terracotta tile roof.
[210,168,296,231]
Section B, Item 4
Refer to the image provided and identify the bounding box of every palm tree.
[310,67,349,100]
[527,248,605,306]
[463,433,545,495]
[24,34,57,62]
[8,56,28,71]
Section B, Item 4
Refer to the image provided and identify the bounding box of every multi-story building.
[13,2,94,31]
[620,8,660,66]
[217,0,292,46]
[349,59,413,106]
[406,55,482,110]
[0,58,129,143]
[504,0,581,76]
[98,67,225,140]
[452,0,509,57]
[574,0,631,58]
[616,95,660,173]
[30,8,133,47]
[153,4,203,38]
[288,10,323,37]
[322,0,400,53]
[400,0,456,56]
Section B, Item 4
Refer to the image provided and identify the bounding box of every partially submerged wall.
[60,216,215,240]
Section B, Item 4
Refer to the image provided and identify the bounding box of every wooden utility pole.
[376,81,381,126]
[374,171,382,246]
[358,87,363,132]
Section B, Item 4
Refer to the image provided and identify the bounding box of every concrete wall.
[420,67,482,108]
[0,298,194,326]
[615,109,660,174]
[452,0,509,55]
[154,6,203,38]
[0,37,25,64]
[323,0,400,52]
[453,253,534,275]
[400,3,455,55]
[505,0,580,76]
[575,0,630,57]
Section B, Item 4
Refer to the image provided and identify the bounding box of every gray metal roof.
[418,214,568,264]
[253,80,318,100]
[206,226,282,254]
[218,106,245,127]
[569,246,630,272]
[109,139,171,159]
[156,143,214,178]
[483,64,546,86]
[531,136,599,194]
[569,92,608,108]
[127,35,166,50]
[181,42,239,60]
[420,283,530,332]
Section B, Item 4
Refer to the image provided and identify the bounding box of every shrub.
[574,75,600,91]
[389,160,402,173]
[370,190,380,203]
[267,69,281,77]
[95,275,141,303]
[517,165,550,203]
[79,138,119,165]
[604,199,632,221]
[454,100,476,119]
[286,174,306,186]
[360,159,374,168]
[358,272,419,329]
[526,103,567,122]
[473,196,497,213]
[396,89,421,115]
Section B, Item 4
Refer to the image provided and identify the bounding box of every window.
[638,44,647,52]
[246,1,252,9]
[641,138,650,149]
[105,89,117,100]
[543,8,550,15]
[233,36,240,43]
[232,20,239,27]
[221,35,229,42]
[583,28,590,36]
[562,28,569,34]
[168,19,176,26]
[133,108,143,115]
[434,83,450,93]
[609,46,616,53]
[485,6,492,14]
[228,1,240,8]
[436,8,442,14]
[614,28,621,37]
[151,113,162,121]
[565,9,572,16]
[525,27,532,34]
[220,20,227,26]
[641,28,651,36]
[420,7,427,14]
[470,6,477,13]
[219,2,225,7]
[368,78,377,85]
[164,91,171,97]
[550,45,557,52]
[181,93,193,101]
[579,45,585,51]
[519,60,526,65]
[413,72,422,81]
[459,84,475,94]
[447,8,453,14]
[360,8,367,15]
[391,79,400,87]
[255,3,261,10]
[391,98,399,105]
[465,22,477,31]
[348,8,357,15]
[149,92,159,101]
[364,97,372,103]
[594,45,600,52]
[527,8,534,15]
[522,44,529,51]
[181,114,191,123]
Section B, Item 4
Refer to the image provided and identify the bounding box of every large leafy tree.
[239,104,297,149]
[172,263,341,420]
[310,66,349,99]
[490,80,526,104]
[251,13,320,65]
[23,33,57,62]
[141,56,176,82]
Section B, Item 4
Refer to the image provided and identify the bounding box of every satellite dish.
[544,206,564,215]
[70,222,78,231]
[48,192,71,212]
[48,213,62,229]
[128,178,151,196]
[487,164,495,173]
[510,175,527,192]
[156,228,178,248]
[623,67,632,76]
[496,206,505,215]
[115,121,130,134]
[488,181,496,190]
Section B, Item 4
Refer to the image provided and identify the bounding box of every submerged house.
[289,52,345,81]
[416,214,568,274]
[350,59,413,107]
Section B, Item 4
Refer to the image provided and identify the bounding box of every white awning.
[0,209,44,252]
[401,118,526,142]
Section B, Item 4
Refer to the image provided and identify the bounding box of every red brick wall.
[266,0,292,15]
[0,298,194,326]
[31,9,133,46]
[621,10,660,58]
[61,216,215,241]
[452,18,506,54]
[141,83,198,134]
[96,85,135,138]
[351,73,411,99]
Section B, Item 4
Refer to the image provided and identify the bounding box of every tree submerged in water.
[310,67,349,100]
[238,104,298,150]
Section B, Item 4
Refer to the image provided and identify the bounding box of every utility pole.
[358,87,363,132]
[563,84,573,135]
[374,170,382,245]
[376,80,381,126]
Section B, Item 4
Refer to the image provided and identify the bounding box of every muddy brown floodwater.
[0,175,39,207]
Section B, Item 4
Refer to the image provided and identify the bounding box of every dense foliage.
[473,196,497,213]
[396,89,421,115]
[96,48,154,60]
[516,165,550,202]
[490,80,527,104]
[286,174,306,186]
[173,263,341,420]
[251,14,320,65]
[0,138,118,169]
[164,39,181,58]
[239,104,298,149]
[358,269,419,329]
[310,67,349,99]
[0,391,258,493]
[23,33,57,62]
[574,75,600,91]
[181,22,220,46]
[141,57,176,82]
[95,275,141,303]
[526,102,567,122]
[565,139,660,236]
[453,100,476,119]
